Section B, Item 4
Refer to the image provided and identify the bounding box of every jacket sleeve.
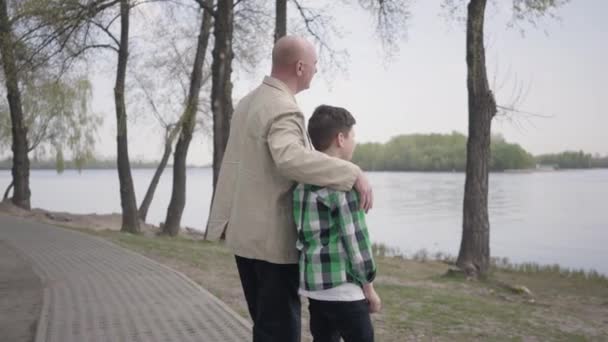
[267,111,360,191]
[336,191,376,285]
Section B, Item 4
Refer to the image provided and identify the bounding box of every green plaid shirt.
[293,184,376,291]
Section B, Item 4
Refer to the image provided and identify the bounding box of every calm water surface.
[1,168,606,274]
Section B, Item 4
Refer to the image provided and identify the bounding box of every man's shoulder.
[257,83,299,110]
[240,86,301,124]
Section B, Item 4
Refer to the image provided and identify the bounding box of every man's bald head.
[270,36,318,94]
[272,36,314,67]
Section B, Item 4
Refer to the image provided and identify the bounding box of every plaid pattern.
[294,184,376,291]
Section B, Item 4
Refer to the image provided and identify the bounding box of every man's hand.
[363,283,381,313]
[354,172,373,213]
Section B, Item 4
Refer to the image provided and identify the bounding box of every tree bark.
[138,137,173,222]
[456,0,496,279]
[211,0,234,193]
[0,0,31,210]
[275,0,287,42]
[3,180,14,201]
[162,4,213,236]
[114,0,140,234]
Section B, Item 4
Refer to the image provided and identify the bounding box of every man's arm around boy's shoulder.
[267,112,373,211]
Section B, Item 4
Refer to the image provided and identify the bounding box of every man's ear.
[336,132,345,147]
[296,61,303,76]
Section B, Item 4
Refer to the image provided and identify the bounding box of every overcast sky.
[87,0,607,165]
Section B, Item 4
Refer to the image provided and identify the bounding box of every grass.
[375,243,608,283]
[71,228,608,342]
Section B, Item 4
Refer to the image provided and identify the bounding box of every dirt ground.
[0,199,204,239]
[0,199,157,234]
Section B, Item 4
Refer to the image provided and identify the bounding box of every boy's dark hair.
[308,105,356,151]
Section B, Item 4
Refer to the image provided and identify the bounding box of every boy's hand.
[354,172,373,213]
[363,283,382,313]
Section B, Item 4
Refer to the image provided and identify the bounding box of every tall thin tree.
[0,0,31,209]
[163,1,213,236]
[211,0,234,191]
[456,0,495,277]
[275,0,287,42]
[0,0,122,209]
[114,0,140,233]
[452,0,569,278]
[138,124,178,222]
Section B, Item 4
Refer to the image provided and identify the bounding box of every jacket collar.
[263,76,297,103]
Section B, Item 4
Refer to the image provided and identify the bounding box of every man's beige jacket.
[206,76,361,264]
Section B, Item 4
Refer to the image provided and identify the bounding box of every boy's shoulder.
[295,183,350,195]
[294,183,359,208]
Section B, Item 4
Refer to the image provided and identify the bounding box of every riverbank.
[0,199,205,239]
[1,202,607,341]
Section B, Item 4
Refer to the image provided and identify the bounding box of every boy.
[294,105,381,342]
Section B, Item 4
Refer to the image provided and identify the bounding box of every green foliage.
[352,132,536,171]
[490,137,536,171]
[591,155,608,168]
[0,75,102,173]
[536,151,597,169]
[55,147,64,174]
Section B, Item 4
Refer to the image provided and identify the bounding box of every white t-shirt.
[299,283,365,301]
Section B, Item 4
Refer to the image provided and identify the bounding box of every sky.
[86,0,607,166]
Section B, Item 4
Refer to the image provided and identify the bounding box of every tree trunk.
[115,0,140,234]
[3,180,14,201]
[0,0,31,210]
[211,0,235,194]
[162,4,213,236]
[138,138,173,222]
[275,0,287,42]
[456,0,497,279]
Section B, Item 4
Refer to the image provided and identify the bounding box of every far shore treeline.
[351,132,608,172]
[1,132,607,172]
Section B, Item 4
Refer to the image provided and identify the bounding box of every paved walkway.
[0,215,251,342]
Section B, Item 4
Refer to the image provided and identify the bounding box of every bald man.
[206,36,373,342]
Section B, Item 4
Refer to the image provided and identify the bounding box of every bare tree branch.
[290,0,348,76]
[133,73,169,128]
[87,19,120,47]
[168,39,191,99]
[359,0,411,58]
[496,105,554,118]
